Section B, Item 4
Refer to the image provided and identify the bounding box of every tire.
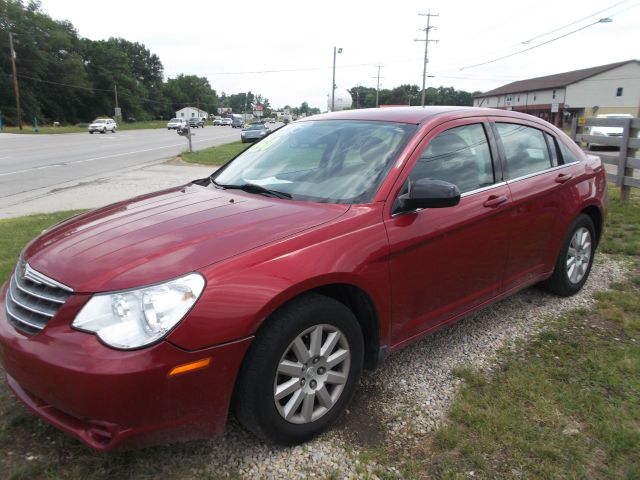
[234,293,364,445]
[89,131,93,134]
[541,214,595,297]
[101,128,106,134]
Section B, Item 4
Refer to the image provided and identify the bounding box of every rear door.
[491,119,581,291]
[385,118,512,347]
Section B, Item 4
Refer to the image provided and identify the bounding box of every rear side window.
[558,139,580,164]
[409,123,495,194]
[496,123,552,179]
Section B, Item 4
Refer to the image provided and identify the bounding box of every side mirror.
[397,179,460,212]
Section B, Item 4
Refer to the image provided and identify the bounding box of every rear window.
[496,123,553,180]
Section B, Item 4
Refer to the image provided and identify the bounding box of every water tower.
[327,90,353,111]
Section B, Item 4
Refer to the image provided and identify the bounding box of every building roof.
[474,60,639,98]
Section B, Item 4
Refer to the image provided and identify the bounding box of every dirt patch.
[337,383,387,448]
[164,156,200,166]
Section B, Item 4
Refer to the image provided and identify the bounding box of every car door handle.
[555,173,573,184]
[483,195,508,208]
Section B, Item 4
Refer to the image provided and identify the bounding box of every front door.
[385,119,512,347]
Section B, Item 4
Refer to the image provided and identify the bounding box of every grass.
[180,141,250,166]
[0,211,86,282]
[1,121,170,135]
[370,187,640,478]
[601,188,640,256]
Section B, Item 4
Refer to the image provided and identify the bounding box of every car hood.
[89,123,105,127]
[23,183,349,293]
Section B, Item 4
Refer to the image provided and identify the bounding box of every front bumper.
[0,282,252,450]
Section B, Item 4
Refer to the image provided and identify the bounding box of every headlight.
[72,273,205,350]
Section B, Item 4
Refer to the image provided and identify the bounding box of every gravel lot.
[165,254,626,479]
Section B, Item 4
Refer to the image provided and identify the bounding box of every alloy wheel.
[566,226,592,284]
[273,324,350,424]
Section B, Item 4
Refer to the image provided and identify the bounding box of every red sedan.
[0,107,607,450]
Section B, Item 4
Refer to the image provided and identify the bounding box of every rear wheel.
[234,293,363,445]
[541,214,595,296]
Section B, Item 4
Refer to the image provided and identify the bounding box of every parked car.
[587,113,634,149]
[187,117,204,128]
[0,107,607,451]
[88,118,117,134]
[221,117,233,126]
[232,117,245,128]
[167,118,186,130]
[213,117,224,126]
[240,122,270,142]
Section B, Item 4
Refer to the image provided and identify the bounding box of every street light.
[331,47,342,112]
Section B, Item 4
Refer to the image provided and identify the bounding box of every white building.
[175,107,209,119]
[473,60,640,127]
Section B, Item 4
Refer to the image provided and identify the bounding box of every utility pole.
[9,32,22,130]
[415,11,439,107]
[331,46,342,111]
[372,65,384,108]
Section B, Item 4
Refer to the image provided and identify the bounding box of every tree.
[162,74,218,118]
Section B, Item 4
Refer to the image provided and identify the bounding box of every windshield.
[169,118,179,122]
[94,119,107,124]
[213,120,417,204]
[247,124,265,130]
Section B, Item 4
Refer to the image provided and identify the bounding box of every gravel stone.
[190,255,626,478]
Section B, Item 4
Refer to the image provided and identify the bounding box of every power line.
[459,4,637,71]
[460,19,611,70]
[521,0,631,44]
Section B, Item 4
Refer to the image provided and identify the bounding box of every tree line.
[0,0,272,125]
[1,1,479,126]
[348,84,480,109]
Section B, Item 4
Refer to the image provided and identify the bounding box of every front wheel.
[541,214,596,296]
[234,293,363,445]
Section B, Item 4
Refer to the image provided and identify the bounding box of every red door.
[491,120,580,291]
[384,119,512,348]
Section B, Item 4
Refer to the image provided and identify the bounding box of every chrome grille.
[5,259,72,335]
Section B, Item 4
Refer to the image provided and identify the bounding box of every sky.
[39,0,639,111]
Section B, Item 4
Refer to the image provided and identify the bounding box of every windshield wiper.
[212,180,292,199]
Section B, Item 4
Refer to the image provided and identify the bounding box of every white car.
[88,118,117,134]
[588,113,633,149]
[167,118,187,130]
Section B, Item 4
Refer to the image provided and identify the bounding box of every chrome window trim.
[391,181,509,217]
[505,161,580,185]
[460,181,508,198]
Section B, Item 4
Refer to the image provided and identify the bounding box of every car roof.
[298,106,545,125]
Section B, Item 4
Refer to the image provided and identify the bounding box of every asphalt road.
[0,125,242,210]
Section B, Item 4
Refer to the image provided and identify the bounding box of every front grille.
[5,259,72,335]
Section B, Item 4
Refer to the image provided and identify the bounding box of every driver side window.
[409,123,495,194]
